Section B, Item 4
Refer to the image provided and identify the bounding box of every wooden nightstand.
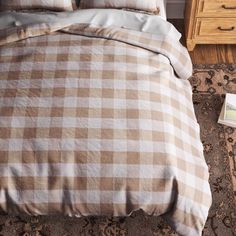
[185,0,236,51]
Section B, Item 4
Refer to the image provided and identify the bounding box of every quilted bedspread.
[0,9,211,236]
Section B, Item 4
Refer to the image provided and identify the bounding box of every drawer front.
[198,0,236,17]
[195,18,236,38]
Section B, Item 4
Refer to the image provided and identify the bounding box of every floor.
[169,19,236,64]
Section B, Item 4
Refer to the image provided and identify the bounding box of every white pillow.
[0,0,74,11]
[79,0,162,13]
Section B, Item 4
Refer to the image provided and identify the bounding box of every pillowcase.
[0,0,74,11]
[79,0,161,13]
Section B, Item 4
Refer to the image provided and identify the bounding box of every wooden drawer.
[195,18,236,39]
[185,0,236,51]
[197,0,236,17]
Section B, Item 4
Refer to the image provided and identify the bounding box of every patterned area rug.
[0,64,235,236]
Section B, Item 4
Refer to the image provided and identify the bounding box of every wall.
[166,0,185,18]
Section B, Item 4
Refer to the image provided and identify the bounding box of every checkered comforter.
[0,11,211,236]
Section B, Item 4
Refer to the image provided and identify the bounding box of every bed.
[0,1,212,235]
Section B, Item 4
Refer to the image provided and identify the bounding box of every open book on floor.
[218,93,236,128]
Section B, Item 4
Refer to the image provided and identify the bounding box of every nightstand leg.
[186,39,196,51]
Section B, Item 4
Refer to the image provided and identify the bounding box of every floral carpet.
[0,64,235,236]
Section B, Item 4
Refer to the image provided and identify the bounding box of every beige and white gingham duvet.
[0,10,211,236]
